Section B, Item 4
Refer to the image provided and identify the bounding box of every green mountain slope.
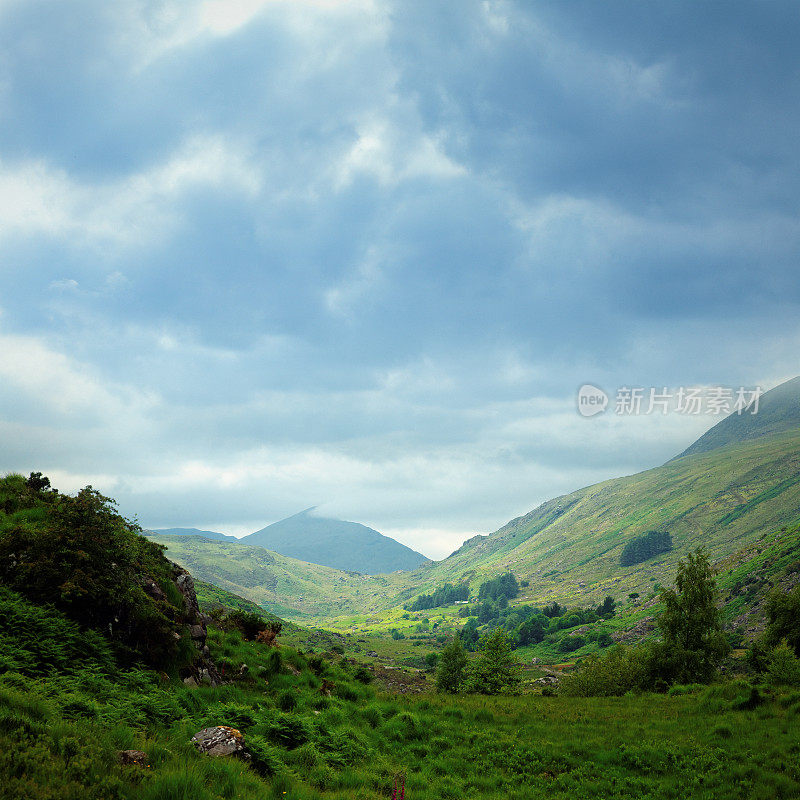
[409,429,800,608]
[150,429,800,625]
[149,377,800,626]
[676,376,800,458]
[240,508,430,574]
[147,533,409,620]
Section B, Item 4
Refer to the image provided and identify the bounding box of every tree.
[467,628,521,695]
[436,637,467,693]
[763,586,800,656]
[597,596,616,618]
[656,548,729,683]
[0,482,187,668]
[517,614,546,645]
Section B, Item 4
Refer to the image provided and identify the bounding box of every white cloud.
[334,118,466,189]
[0,332,156,420]
[0,135,261,250]
[134,0,387,67]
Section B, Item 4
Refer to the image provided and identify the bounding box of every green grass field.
[3,592,799,800]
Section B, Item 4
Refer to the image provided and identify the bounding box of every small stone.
[119,750,149,767]
[189,624,206,640]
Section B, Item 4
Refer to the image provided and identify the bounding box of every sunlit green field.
[3,590,799,800]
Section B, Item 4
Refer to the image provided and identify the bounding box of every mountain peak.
[240,512,430,574]
[674,376,800,459]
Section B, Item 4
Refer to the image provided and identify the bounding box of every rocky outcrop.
[611,616,656,644]
[191,726,249,758]
[170,563,223,687]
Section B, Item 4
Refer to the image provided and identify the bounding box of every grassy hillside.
[399,429,800,611]
[2,578,800,800]
[3,471,800,799]
[146,533,411,621]
[154,428,800,630]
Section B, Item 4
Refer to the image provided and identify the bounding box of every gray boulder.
[191,726,249,758]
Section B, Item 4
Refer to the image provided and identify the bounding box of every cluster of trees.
[436,628,520,695]
[457,594,616,652]
[478,572,520,601]
[404,582,470,611]
[620,530,673,567]
[405,573,521,614]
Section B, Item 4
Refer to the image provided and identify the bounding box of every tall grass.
[1,586,799,799]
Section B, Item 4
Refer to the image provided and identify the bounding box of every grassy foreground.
[2,586,799,800]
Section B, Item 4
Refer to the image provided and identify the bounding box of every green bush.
[226,610,271,640]
[353,666,372,684]
[764,588,800,656]
[265,714,310,749]
[277,690,298,712]
[767,641,800,687]
[0,481,190,670]
[560,645,653,697]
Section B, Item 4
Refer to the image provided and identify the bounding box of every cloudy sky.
[1,1,799,559]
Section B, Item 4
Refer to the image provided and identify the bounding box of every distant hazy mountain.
[239,508,430,574]
[149,527,239,543]
[675,376,800,459]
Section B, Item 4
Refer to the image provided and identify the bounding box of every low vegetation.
[2,473,800,798]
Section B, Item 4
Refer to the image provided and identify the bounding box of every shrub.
[560,645,653,697]
[226,610,269,641]
[764,587,800,656]
[768,641,800,687]
[277,691,298,712]
[244,735,279,777]
[353,666,373,684]
[558,635,585,653]
[265,714,310,749]
[731,685,765,711]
